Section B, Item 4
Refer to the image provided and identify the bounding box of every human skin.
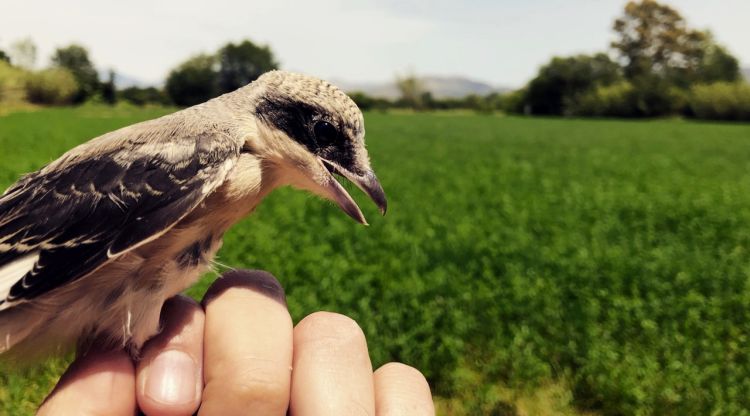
[37,270,435,416]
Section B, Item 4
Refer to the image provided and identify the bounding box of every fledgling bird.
[0,70,386,357]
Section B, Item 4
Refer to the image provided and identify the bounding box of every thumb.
[38,349,136,416]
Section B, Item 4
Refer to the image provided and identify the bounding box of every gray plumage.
[0,70,386,357]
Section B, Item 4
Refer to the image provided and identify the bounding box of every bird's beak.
[319,158,387,225]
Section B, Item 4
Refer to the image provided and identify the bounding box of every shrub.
[688,82,750,121]
[570,78,685,118]
[502,88,529,115]
[569,81,638,117]
[119,86,171,106]
[630,76,684,117]
[347,91,391,111]
[0,61,28,103]
[25,68,78,105]
[461,94,494,114]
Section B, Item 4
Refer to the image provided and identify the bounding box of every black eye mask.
[255,94,360,173]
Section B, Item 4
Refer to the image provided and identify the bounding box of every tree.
[217,40,278,94]
[9,37,37,69]
[525,53,623,115]
[0,50,9,64]
[101,70,117,105]
[395,73,426,110]
[165,54,218,107]
[166,39,278,106]
[611,0,738,86]
[51,44,100,103]
[693,35,740,84]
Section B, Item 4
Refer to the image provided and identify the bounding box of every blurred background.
[1,1,750,415]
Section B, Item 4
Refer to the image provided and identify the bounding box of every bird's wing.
[0,127,240,310]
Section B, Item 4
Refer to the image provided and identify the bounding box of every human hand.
[37,270,434,415]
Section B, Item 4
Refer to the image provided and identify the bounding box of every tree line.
[0,39,115,106]
[0,39,277,108]
[507,0,749,120]
[1,0,747,120]
[164,40,277,106]
[355,0,748,121]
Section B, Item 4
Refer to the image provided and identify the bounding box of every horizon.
[2,0,749,89]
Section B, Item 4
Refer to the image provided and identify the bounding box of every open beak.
[319,158,387,225]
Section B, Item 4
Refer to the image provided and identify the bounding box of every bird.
[0,70,387,358]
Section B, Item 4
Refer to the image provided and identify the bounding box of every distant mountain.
[97,70,512,95]
[114,73,154,89]
[98,70,156,89]
[334,76,510,100]
[422,76,506,98]
[743,68,750,82]
[333,80,400,100]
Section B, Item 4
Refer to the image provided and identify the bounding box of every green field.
[2,106,750,415]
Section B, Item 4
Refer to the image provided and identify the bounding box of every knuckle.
[204,364,290,412]
[233,373,287,403]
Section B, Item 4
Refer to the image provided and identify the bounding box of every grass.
[2,107,750,415]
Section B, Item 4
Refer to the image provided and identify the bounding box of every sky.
[1,0,748,88]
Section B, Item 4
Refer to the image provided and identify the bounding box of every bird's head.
[242,70,386,225]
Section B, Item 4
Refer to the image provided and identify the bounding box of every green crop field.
[2,106,750,415]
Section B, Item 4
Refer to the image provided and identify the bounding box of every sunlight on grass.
[2,107,750,415]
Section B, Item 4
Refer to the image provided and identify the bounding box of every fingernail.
[204,269,287,306]
[145,350,199,405]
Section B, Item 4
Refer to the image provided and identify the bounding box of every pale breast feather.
[0,131,239,310]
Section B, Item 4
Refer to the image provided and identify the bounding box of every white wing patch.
[0,252,39,307]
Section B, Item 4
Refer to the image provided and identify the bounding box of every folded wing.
[0,129,239,310]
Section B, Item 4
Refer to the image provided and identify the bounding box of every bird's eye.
[313,121,339,146]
